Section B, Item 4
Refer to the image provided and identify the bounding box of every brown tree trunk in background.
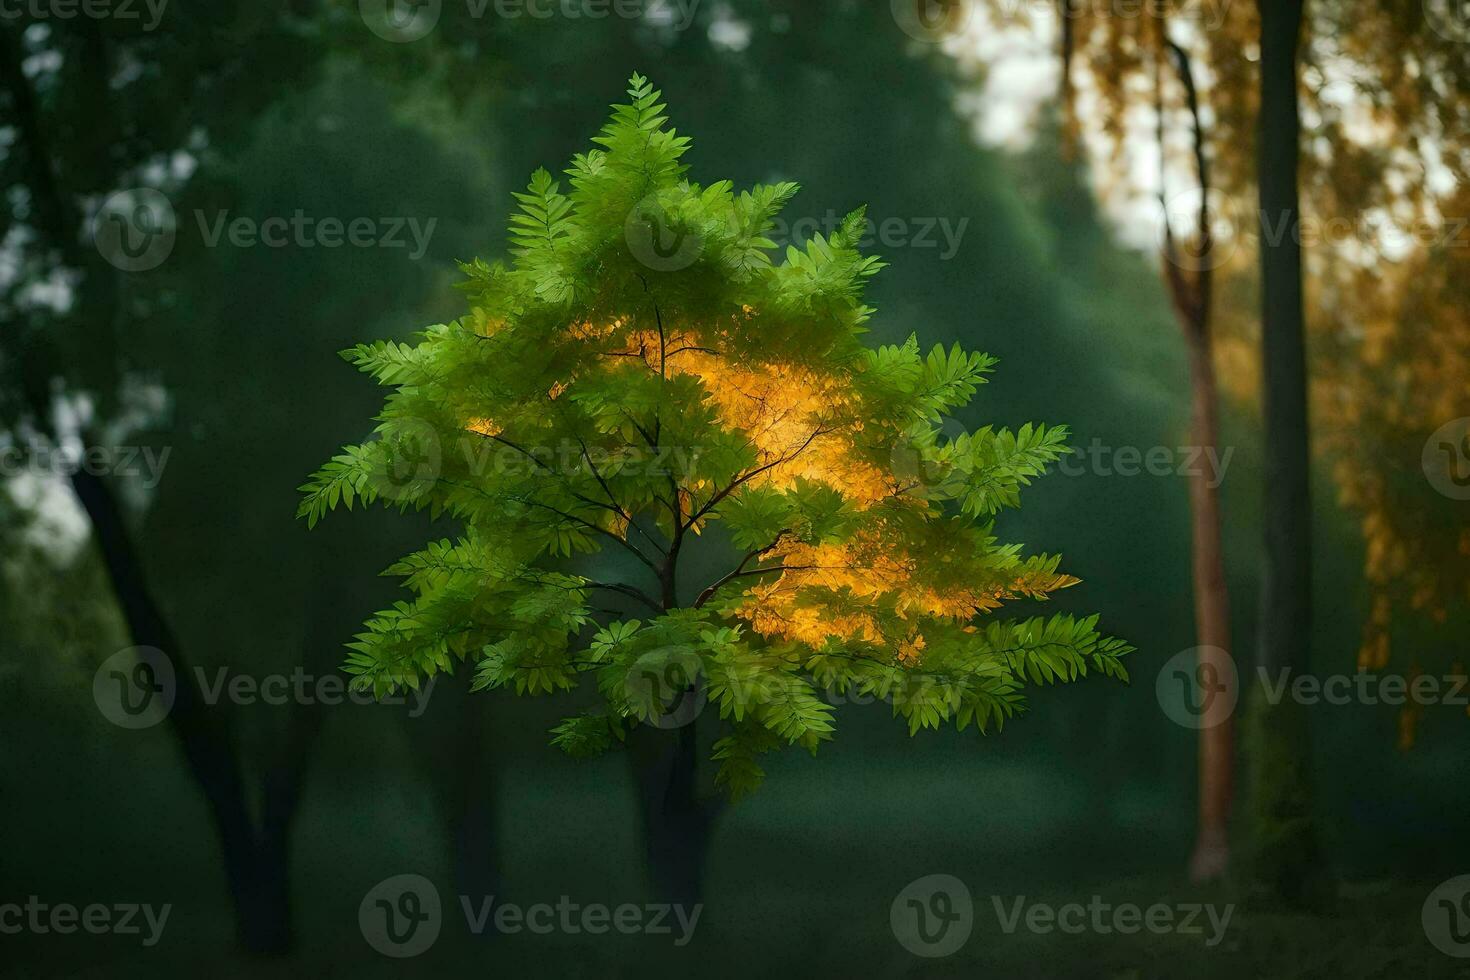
[1246,0,1329,906]
[1158,38,1234,883]
[1183,337,1234,882]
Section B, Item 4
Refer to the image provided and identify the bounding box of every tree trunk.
[444,683,504,904]
[629,723,714,907]
[1247,0,1329,906]
[1156,36,1235,884]
[71,469,298,950]
[1183,336,1234,883]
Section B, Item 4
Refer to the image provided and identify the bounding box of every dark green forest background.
[1,2,1466,977]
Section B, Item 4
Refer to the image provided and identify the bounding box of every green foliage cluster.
[300,74,1130,798]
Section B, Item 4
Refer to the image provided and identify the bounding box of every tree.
[1246,0,1328,907]
[0,10,330,950]
[300,73,1132,901]
[997,2,1239,881]
[975,0,1468,897]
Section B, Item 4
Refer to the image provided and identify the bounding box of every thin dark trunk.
[1247,0,1328,907]
[446,687,503,903]
[630,723,714,907]
[71,469,296,949]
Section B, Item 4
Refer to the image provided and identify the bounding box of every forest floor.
[6,737,1466,980]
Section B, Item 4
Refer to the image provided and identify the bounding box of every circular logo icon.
[1423,875,1470,957]
[891,0,972,43]
[891,873,973,958]
[889,416,968,499]
[93,188,176,272]
[625,646,707,729]
[1156,646,1238,730]
[360,874,442,958]
[93,646,176,729]
[1423,418,1470,500]
[625,195,703,272]
[1425,0,1470,43]
[369,417,442,502]
[1157,187,1241,273]
[360,0,441,42]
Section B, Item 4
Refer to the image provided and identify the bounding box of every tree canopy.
[300,73,1131,799]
